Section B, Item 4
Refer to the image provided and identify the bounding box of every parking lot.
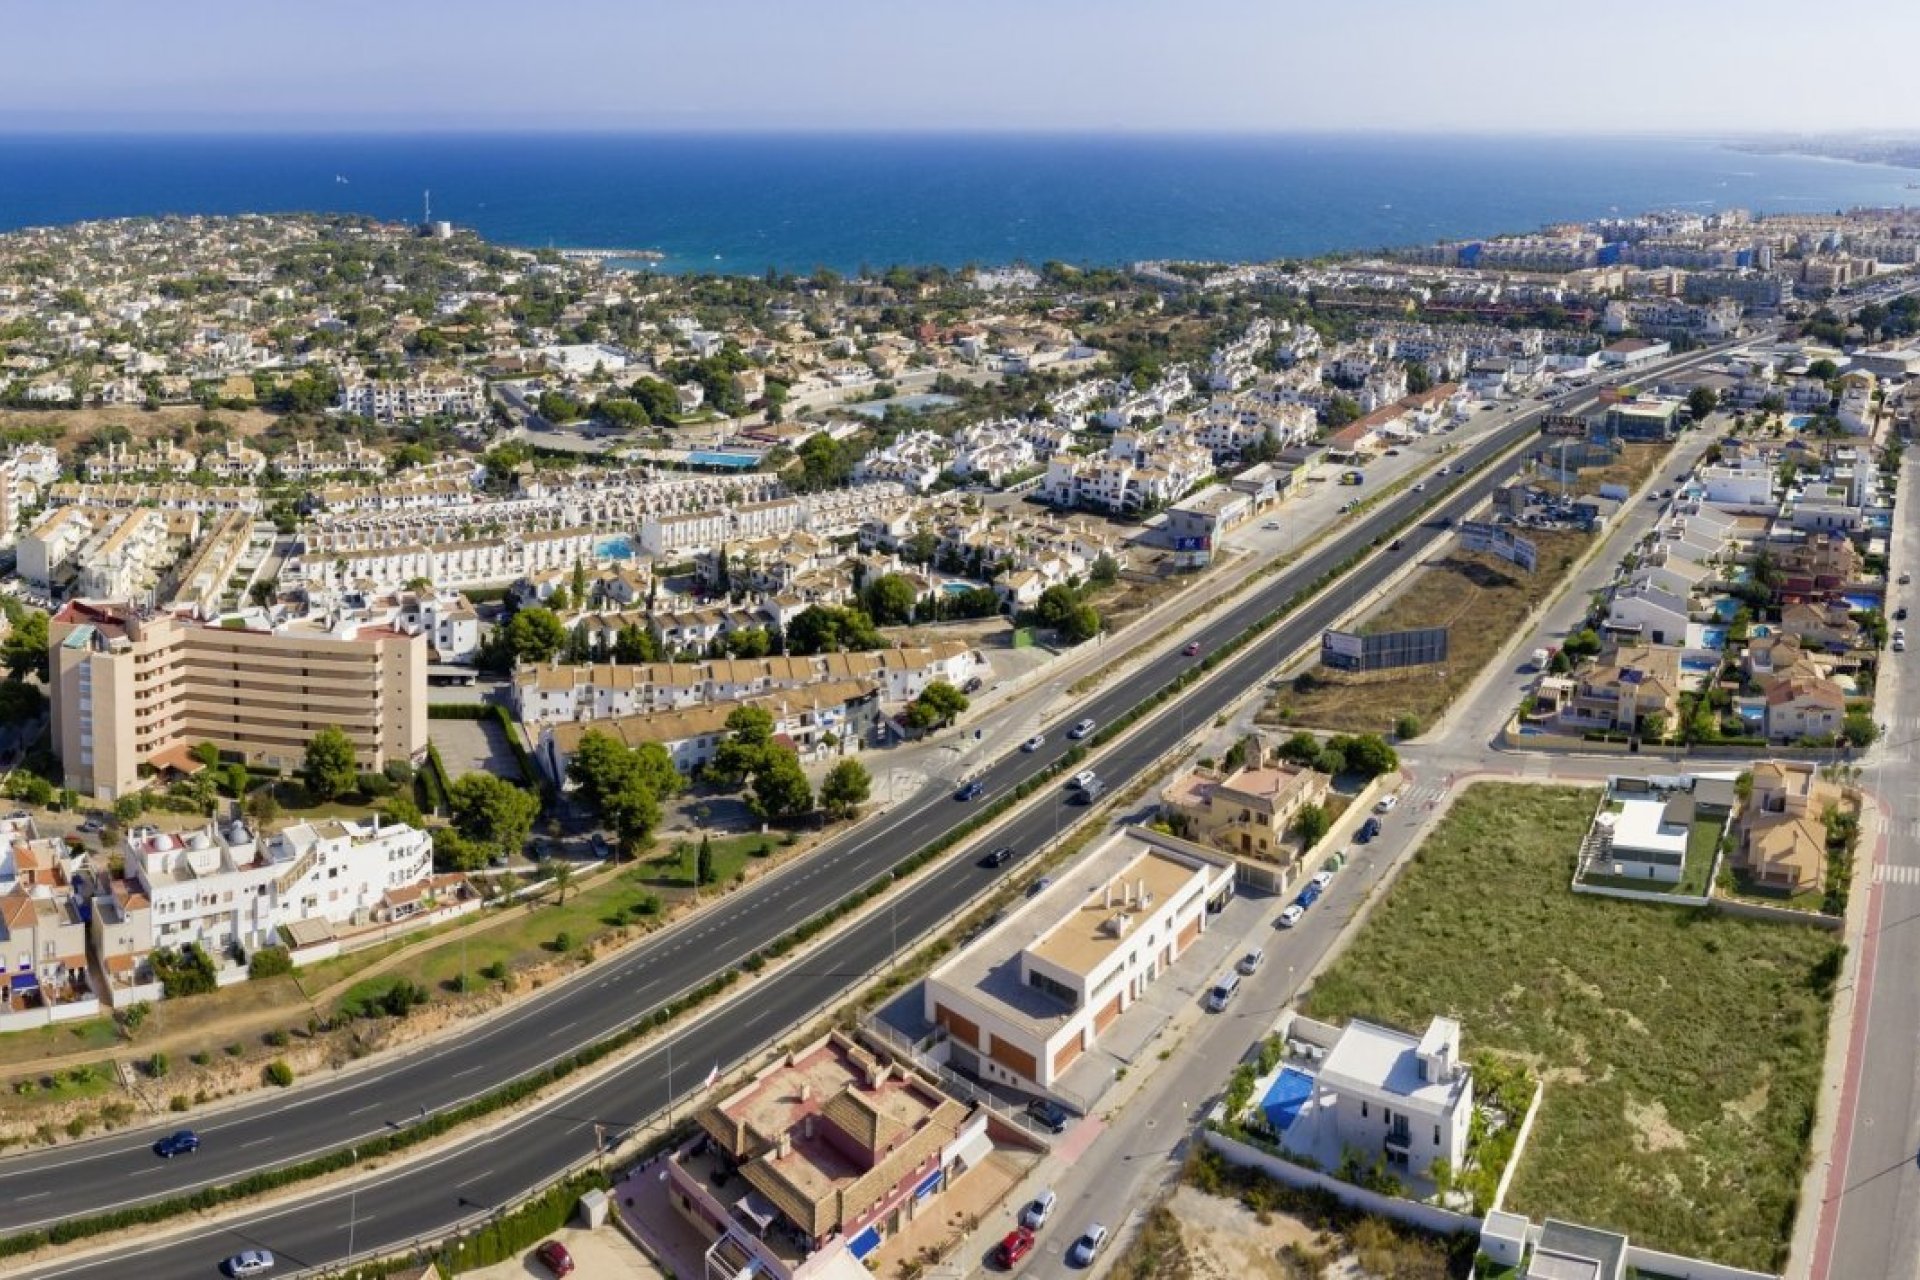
[430,716,524,782]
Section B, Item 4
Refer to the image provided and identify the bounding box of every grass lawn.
[1718,866,1828,914]
[1302,783,1837,1271]
[0,1015,121,1072]
[642,832,778,893]
[1261,529,1590,734]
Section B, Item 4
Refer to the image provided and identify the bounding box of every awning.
[848,1225,882,1261]
[737,1191,778,1233]
[913,1168,943,1200]
[9,973,38,992]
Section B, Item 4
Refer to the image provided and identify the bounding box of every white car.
[1310,869,1335,891]
[223,1252,276,1279]
[1068,1224,1109,1267]
[1021,1189,1057,1230]
[1262,520,1281,531]
[1413,482,1427,492]
[1374,794,1399,814]
[1068,718,1096,740]
[1278,904,1305,929]
[1022,734,1045,752]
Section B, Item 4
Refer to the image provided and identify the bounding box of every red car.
[535,1240,575,1277]
[996,1226,1036,1267]
[1182,641,1202,656]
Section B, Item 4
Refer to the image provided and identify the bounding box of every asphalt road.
[9,343,1746,1280]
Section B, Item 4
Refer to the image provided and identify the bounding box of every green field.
[1303,783,1838,1271]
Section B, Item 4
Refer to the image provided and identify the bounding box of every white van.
[1206,973,1241,1012]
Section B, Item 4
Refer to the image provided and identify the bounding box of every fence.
[1201,1129,1482,1238]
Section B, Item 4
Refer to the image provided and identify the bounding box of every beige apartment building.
[50,600,427,802]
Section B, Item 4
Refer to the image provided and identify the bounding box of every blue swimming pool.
[1699,626,1728,649]
[1788,415,1813,429]
[1750,624,1772,637]
[686,450,760,469]
[940,582,974,596]
[1682,656,1719,673]
[596,535,635,560]
[1261,1067,1315,1133]
[1711,597,1741,622]
[1842,591,1883,612]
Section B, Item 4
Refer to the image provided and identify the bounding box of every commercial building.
[923,827,1236,1096]
[49,600,427,802]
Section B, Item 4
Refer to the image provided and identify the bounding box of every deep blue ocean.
[0,133,1913,275]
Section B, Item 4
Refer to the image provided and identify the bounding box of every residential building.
[1735,760,1841,893]
[1269,1015,1473,1180]
[1563,645,1681,733]
[923,827,1236,1095]
[1763,674,1847,742]
[1161,742,1330,866]
[50,600,428,802]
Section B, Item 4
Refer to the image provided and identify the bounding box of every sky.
[4,0,1918,136]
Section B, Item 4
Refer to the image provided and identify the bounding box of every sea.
[0,132,1914,275]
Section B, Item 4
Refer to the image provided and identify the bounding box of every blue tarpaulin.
[848,1225,882,1260]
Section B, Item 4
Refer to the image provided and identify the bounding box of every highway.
[9,342,1746,1279]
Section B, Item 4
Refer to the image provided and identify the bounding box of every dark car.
[1897,606,1910,622]
[1388,538,1404,551]
[955,781,986,802]
[153,1129,200,1158]
[535,1240,575,1277]
[1294,883,1322,910]
[1357,817,1382,843]
[1027,1098,1071,1133]
[963,676,985,694]
[1026,877,1052,898]
[978,845,1018,869]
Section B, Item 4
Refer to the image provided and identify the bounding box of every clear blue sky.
[5,0,1914,135]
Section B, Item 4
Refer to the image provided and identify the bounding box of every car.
[1897,637,1908,653]
[1068,1224,1110,1267]
[1207,973,1242,1011]
[1375,794,1399,813]
[1357,817,1382,843]
[1067,718,1096,740]
[996,1226,1036,1267]
[1413,482,1426,493]
[955,781,986,802]
[963,676,985,694]
[1027,1098,1070,1133]
[1388,538,1404,551]
[978,845,1017,869]
[1022,734,1046,752]
[1021,1189,1058,1231]
[222,1252,276,1278]
[1384,447,1401,456]
[1026,876,1053,898]
[1294,883,1322,910]
[1310,868,1335,891]
[153,1129,200,1158]
[535,1240,575,1277]
[1277,904,1306,929]
[78,817,106,834]
[1434,465,1449,476]
[1900,571,1911,585]
[1896,627,1908,643]
[1237,948,1265,975]
[1262,520,1281,530]
[1183,641,1203,656]
[1070,769,1099,790]
[1897,606,1909,621]
[589,833,611,859]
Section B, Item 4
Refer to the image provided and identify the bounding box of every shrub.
[190,1050,212,1066]
[169,1095,191,1113]
[146,1053,169,1079]
[224,1042,244,1058]
[547,930,574,954]
[264,1060,294,1088]
[248,945,294,980]
[262,1029,289,1048]
[480,960,509,983]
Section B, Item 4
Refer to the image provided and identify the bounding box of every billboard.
[1172,535,1212,553]
[1456,519,1539,572]
[1321,626,1450,673]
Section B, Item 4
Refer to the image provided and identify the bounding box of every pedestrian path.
[1873,861,1920,886]
[1397,781,1447,810]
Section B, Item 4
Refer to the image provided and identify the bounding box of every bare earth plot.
[1301,783,1837,1272]
[1261,530,1588,734]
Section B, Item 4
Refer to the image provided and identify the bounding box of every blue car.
[955,781,986,802]
[1294,883,1322,910]
[153,1129,200,1158]
[1357,817,1381,843]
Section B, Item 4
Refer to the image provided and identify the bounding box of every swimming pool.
[1711,597,1741,622]
[596,535,635,560]
[940,582,974,596]
[1751,624,1773,637]
[1841,591,1883,612]
[1261,1066,1315,1133]
[1698,626,1728,649]
[1788,415,1813,429]
[1682,656,1719,673]
[686,450,760,469]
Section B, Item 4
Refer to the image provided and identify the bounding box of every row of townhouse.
[101,816,463,988]
[1206,317,1274,391]
[45,480,264,514]
[1093,365,1194,429]
[338,375,487,424]
[637,483,909,558]
[272,438,389,480]
[949,417,1074,485]
[1184,395,1317,455]
[1601,297,1745,342]
[291,526,607,595]
[166,511,255,615]
[1040,429,1212,514]
[83,440,197,481]
[313,473,480,513]
[854,430,949,492]
[536,677,884,782]
[0,815,98,1030]
[513,640,990,724]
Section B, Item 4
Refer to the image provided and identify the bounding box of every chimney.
[1103,885,1113,910]
[798,1082,812,1104]
[802,1114,815,1141]
[1137,878,1151,909]
[777,1131,792,1159]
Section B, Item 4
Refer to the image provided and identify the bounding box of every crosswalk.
[1874,863,1920,886]
[1399,782,1448,809]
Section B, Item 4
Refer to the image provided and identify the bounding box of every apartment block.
[50,600,427,802]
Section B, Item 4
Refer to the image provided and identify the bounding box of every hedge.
[427,703,491,720]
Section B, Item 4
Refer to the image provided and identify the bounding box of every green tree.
[1686,386,1719,424]
[785,604,883,656]
[1088,553,1120,588]
[301,726,359,802]
[0,679,47,724]
[0,606,49,682]
[860,573,919,626]
[904,679,970,730]
[1289,803,1331,847]
[1843,709,1878,748]
[695,833,715,886]
[545,858,575,905]
[1331,733,1398,779]
[750,747,814,822]
[505,606,568,664]
[449,772,541,861]
[819,758,872,821]
[706,705,777,787]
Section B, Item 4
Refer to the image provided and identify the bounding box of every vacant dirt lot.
[1152,1184,1458,1280]
[1261,528,1589,734]
[0,405,282,451]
